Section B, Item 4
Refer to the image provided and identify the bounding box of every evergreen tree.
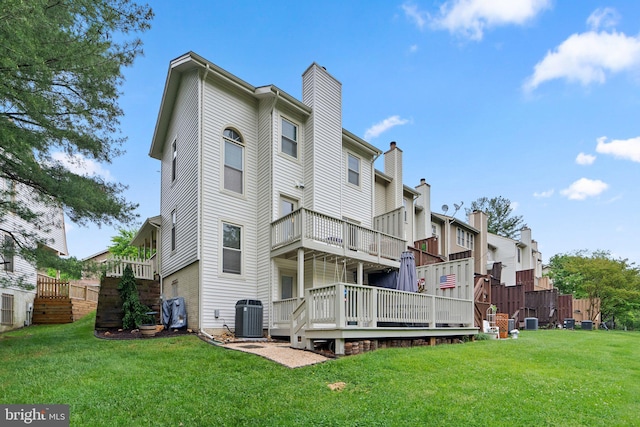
[117,265,152,329]
[0,0,153,285]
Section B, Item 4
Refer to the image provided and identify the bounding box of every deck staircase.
[473,276,491,328]
[290,299,308,350]
[32,276,99,324]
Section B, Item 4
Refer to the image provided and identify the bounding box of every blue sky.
[62,0,640,266]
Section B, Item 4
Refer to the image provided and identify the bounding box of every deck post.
[370,287,378,327]
[299,208,307,246]
[357,262,363,286]
[334,338,345,355]
[430,295,436,329]
[336,283,346,328]
[297,248,304,298]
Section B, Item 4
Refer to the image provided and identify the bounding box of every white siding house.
[1,179,68,332]
[487,227,542,287]
[148,52,476,353]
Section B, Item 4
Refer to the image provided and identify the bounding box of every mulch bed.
[94,327,194,340]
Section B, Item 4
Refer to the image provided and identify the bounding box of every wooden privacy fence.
[37,275,99,302]
[37,275,69,299]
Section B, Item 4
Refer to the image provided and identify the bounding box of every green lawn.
[1,313,638,426]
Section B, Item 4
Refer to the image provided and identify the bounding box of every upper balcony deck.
[271,208,406,267]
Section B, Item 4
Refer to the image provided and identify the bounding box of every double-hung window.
[222,222,241,275]
[281,118,298,158]
[348,153,360,186]
[223,129,243,194]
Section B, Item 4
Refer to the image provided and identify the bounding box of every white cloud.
[402,3,428,30]
[576,152,596,165]
[364,116,410,139]
[510,201,520,211]
[560,178,608,200]
[533,189,554,198]
[51,152,114,181]
[595,136,640,163]
[587,8,620,31]
[409,44,419,53]
[428,0,550,41]
[524,30,640,91]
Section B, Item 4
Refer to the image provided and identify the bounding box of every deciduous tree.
[548,250,640,328]
[466,196,525,239]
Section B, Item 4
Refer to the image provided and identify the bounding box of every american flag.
[440,274,456,289]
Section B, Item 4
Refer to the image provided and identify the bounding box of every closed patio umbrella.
[396,251,418,292]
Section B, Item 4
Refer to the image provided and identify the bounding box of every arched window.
[223,128,243,194]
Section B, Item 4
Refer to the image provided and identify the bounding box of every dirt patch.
[94,327,194,340]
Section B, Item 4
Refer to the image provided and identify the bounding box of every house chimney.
[384,141,403,211]
[469,210,488,276]
[414,178,431,240]
[302,63,342,217]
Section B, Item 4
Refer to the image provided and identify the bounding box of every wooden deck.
[101,256,155,280]
[271,259,478,355]
[271,208,406,267]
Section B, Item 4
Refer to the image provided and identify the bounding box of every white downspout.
[198,64,210,336]
[267,88,279,339]
[372,152,380,220]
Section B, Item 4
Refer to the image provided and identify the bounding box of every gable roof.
[431,212,480,234]
[149,52,310,160]
[150,52,383,162]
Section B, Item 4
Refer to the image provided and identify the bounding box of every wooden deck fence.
[36,275,99,302]
[102,256,154,280]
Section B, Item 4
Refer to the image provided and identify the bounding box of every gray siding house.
[148,52,476,354]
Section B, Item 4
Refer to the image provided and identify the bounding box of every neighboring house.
[71,249,111,288]
[430,210,489,277]
[1,178,68,332]
[486,227,543,287]
[146,52,475,353]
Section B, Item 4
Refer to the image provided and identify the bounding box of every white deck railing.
[102,256,154,280]
[271,208,405,261]
[272,297,301,329]
[285,282,474,330]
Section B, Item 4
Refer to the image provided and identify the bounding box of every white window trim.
[1,293,14,325]
[279,116,300,162]
[171,137,177,183]
[456,227,464,247]
[220,220,244,278]
[346,152,361,188]
[170,208,177,253]
[221,127,246,198]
